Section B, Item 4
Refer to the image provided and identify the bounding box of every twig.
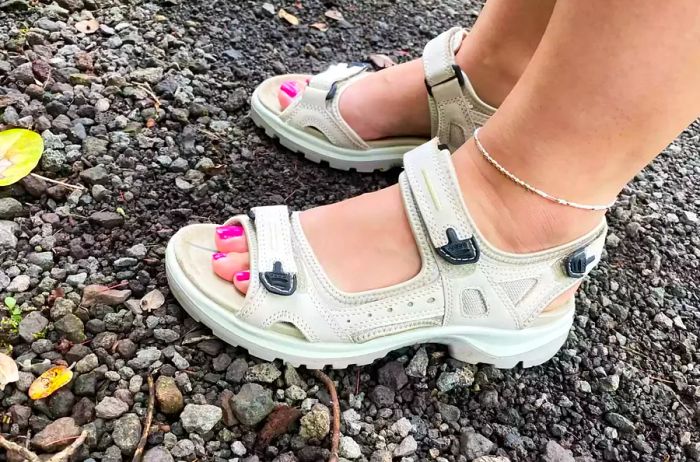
[0,431,88,462]
[0,434,40,462]
[132,375,155,462]
[312,370,340,462]
[30,173,85,191]
[46,431,88,462]
[134,83,161,112]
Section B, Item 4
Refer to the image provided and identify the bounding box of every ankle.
[456,39,526,108]
[453,141,605,253]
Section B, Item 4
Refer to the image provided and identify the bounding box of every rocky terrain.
[0,0,698,461]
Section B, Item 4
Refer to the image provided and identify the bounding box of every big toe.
[215,225,248,253]
[278,78,308,110]
[212,251,250,294]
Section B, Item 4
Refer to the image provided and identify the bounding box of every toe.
[278,79,307,110]
[212,251,250,288]
[215,225,248,253]
[233,270,250,293]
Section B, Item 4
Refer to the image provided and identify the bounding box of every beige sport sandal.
[165,139,607,369]
[250,27,496,172]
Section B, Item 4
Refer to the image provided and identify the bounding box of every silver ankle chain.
[472,128,615,211]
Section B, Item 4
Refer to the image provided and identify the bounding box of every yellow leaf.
[28,365,73,400]
[278,8,299,26]
[0,129,44,187]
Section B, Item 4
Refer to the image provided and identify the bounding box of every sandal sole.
[165,235,574,370]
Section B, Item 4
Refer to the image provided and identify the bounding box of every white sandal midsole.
[165,241,574,369]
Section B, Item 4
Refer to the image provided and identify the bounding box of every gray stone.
[393,435,417,457]
[127,243,148,258]
[460,431,495,459]
[339,436,362,459]
[40,148,67,173]
[113,413,141,455]
[89,211,124,228]
[154,328,179,343]
[171,439,195,459]
[232,383,274,426]
[226,357,248,383]
[18,311,48,342]
[130,67,164,84]
[437,401,461,422]
[0,220,18,248]
[95,396,130,419]
[406,347,429,378]
[377,361,408,390]
[437,367,475,392]
[180,404,222,433]
[75,353,99,373]
[80,165,109,185]
[127,347,162,369]
[54,313,85,342]
[605,412,635,433]
[27,251,53,270]
[7,274,31,292]
[369,385,394,407]
[143,446,175,462]
[31,417,80,452]
[543,440,575,462]
[83,136,109,156]
[0,198,22,219]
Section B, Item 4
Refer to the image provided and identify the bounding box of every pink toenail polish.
[235,271,250,282]
[216,225,244,240]
[212,252,227,261]
[280,80,299,98]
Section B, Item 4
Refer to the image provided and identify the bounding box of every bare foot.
[211,140,604,304]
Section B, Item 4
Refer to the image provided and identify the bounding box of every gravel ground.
[0,0,698,461]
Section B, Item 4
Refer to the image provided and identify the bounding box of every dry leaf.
[0,353,19,391]
[29,365,73,400]
[75,19,99,34]
[278,8,299,25]
[141,289,165,312]
[310,22,328,32]
[324,9,343,21]
[257,406,302,447]
[369,54,396,69]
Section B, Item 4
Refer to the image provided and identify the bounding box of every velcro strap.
[423,27,465,87]
[402,139,479,264]
[308,63,367,93]
[251,205,298,296]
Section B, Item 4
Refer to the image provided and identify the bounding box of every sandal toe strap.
[250,205,298,296]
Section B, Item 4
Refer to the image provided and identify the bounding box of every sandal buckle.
[260,261,297,296]
[425,64,465,96]
[564,248,595,278]
[436,227,479,265]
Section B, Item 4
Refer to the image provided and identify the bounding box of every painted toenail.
[235,271,250,282]
[280,80,299,98]
[216,225,244,240]
[212,252,227,261]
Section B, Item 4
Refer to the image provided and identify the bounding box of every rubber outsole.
[249,88,424,173]
[165,234,574,370]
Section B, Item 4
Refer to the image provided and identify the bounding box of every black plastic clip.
[436,228,479,265]
[260,261,297,296]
